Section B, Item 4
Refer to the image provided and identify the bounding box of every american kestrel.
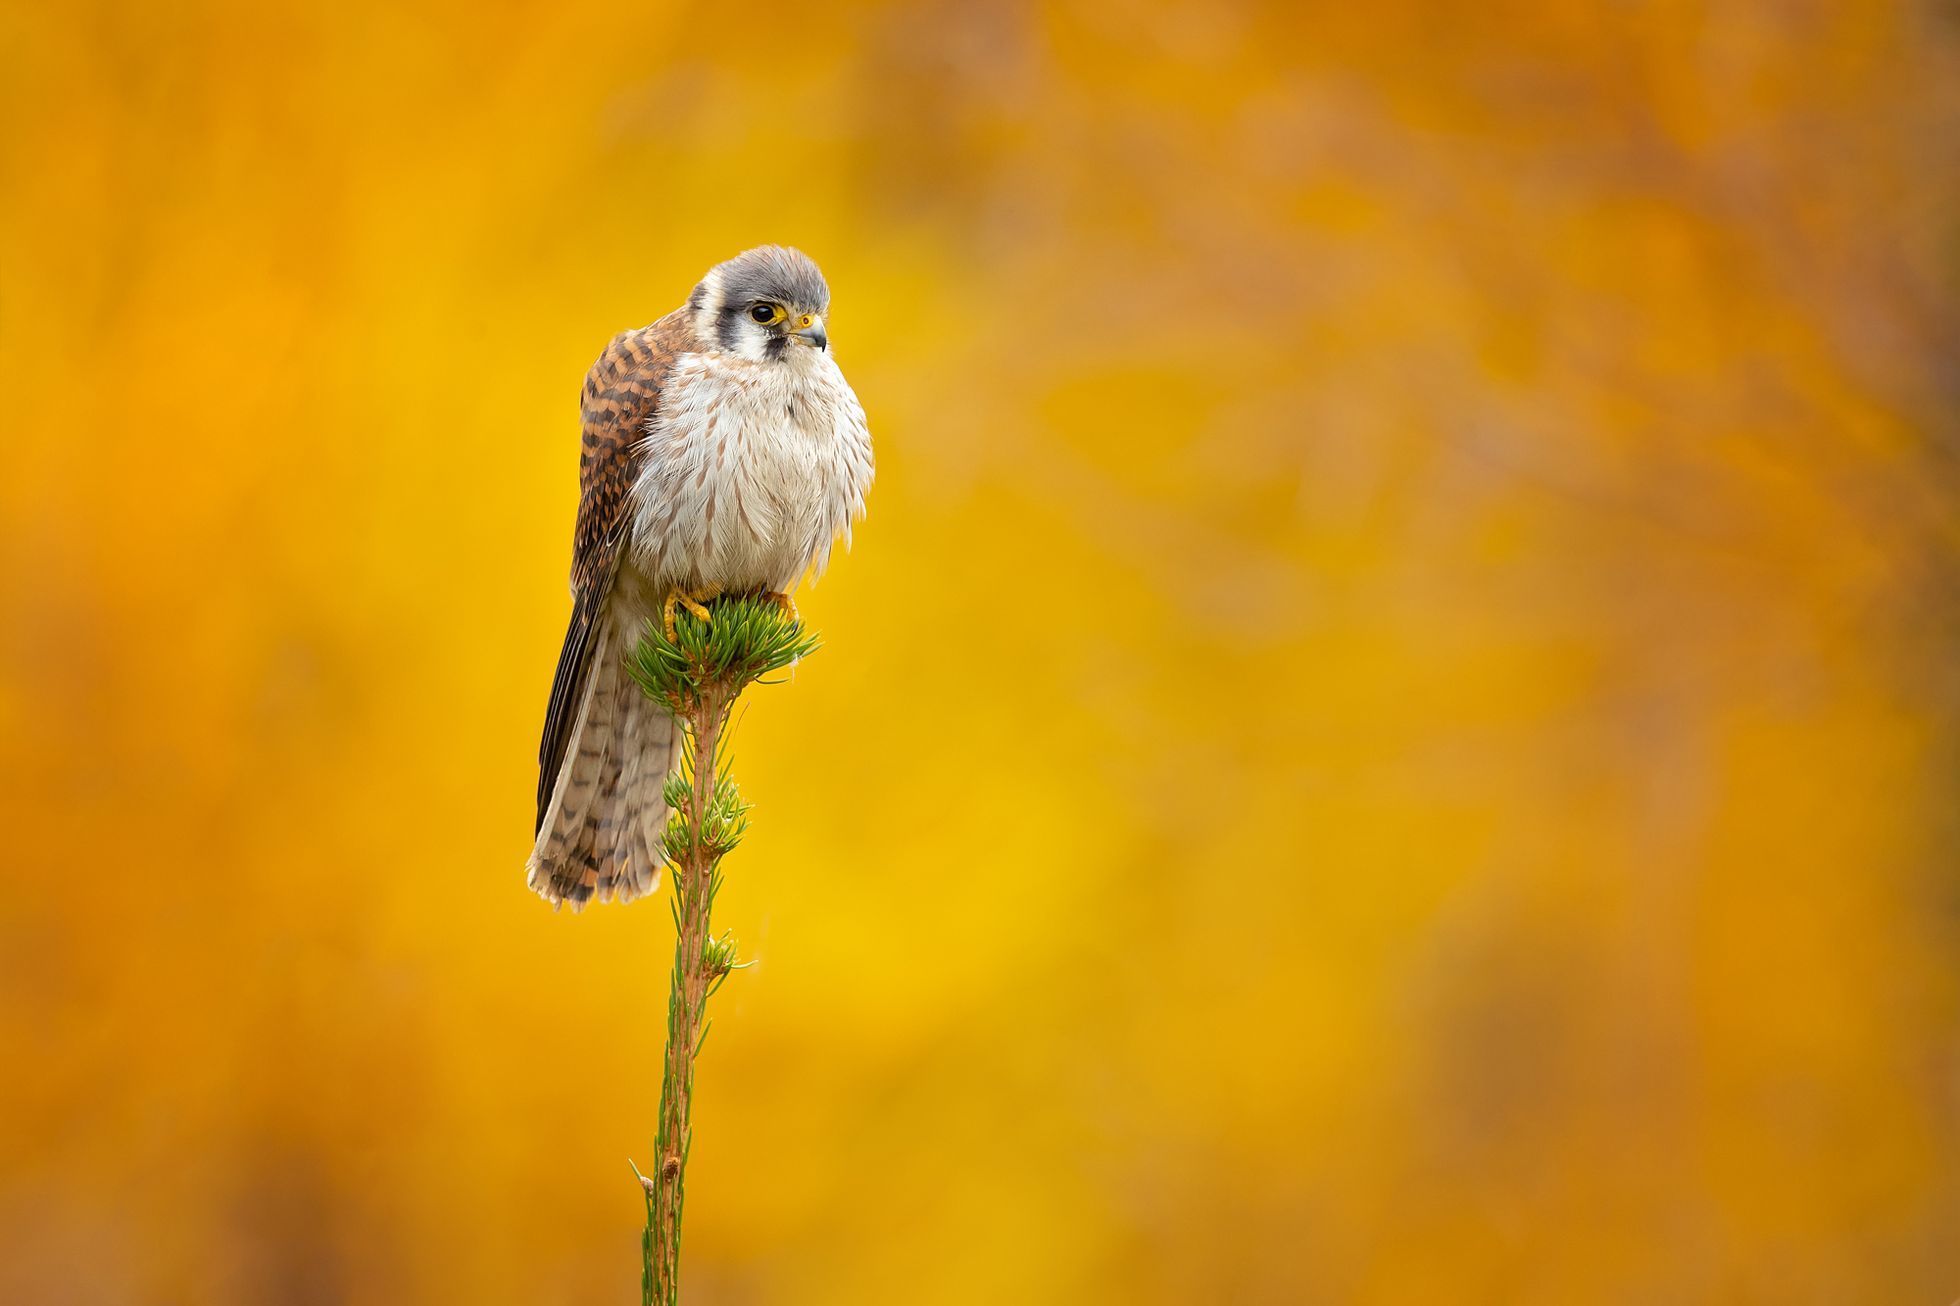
[528,246,873,907]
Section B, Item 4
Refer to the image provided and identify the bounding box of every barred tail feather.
[527,618,679,908]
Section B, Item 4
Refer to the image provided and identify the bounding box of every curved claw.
[661,586,719,641]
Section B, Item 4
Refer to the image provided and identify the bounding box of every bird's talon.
[767,592,799,625]
[661,587,718,641]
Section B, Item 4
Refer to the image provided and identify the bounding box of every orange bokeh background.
[3,2,1957,1302]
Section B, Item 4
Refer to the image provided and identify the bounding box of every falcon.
[528,246,873,908]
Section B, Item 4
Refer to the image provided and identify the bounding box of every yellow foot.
[661,585,720,641]
[766,591,800,625]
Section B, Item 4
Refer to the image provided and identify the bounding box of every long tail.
[527,618,679,908]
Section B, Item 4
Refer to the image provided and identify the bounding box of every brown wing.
[536,317,687,833]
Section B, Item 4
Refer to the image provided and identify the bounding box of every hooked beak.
[790,313,827,351]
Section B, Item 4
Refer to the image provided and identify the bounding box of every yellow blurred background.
[4,2,1958,1302]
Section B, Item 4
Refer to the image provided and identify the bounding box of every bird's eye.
[750,303,782,324]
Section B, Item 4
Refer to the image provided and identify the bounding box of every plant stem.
[623,596,817,1305]
[646,684,727,1306]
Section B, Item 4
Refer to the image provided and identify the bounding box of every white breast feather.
[627,350,873,595]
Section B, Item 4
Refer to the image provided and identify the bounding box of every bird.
[528,246,873,908]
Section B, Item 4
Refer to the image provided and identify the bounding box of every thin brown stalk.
[624,596,816,1305]
[646,684,727,1305]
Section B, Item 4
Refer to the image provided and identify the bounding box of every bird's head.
[687,246,832,363]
